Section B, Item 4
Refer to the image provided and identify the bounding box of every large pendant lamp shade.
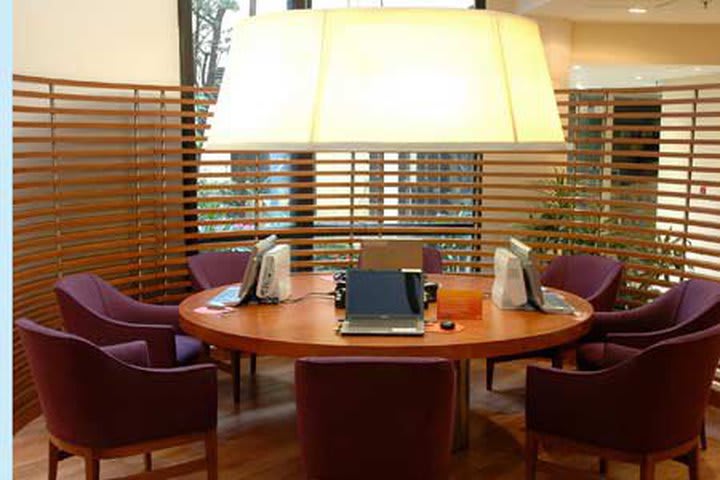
[205,8,565,153]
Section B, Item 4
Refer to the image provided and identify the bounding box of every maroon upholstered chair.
[485,254,623,390]
[295,357,455,480]
[540,254,624,312]
[188,250,256,404]
[577,279,720,451]
[54,273,202,368]
[17,318,218,480]
[422,245,443,274]
[188,250,252,291]
[525,324,720,480]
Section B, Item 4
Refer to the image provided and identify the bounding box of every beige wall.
[14,0,180,84]
[528,18,720,89]
[571,22,720,66]
[487,0,516,12]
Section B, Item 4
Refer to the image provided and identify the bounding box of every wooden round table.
[180,273,593,450]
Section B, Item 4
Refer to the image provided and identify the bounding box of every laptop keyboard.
[344,318,420,332]
[543,291,574,313]
[209,286,241,306]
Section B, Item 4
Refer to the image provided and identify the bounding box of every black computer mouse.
[440,321,455,331]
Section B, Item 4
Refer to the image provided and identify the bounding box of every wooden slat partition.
[13,75,720,431]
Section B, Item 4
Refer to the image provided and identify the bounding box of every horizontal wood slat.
[12,74,720,432]
[13,104,212,118]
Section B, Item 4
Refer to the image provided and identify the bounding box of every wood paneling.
[12,75,720,431]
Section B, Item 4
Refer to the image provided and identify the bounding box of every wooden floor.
[13,357,720,479]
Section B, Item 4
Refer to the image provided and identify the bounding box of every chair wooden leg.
[688,445,700,480]
[525,430,539,480]
[640,456,655,480]
[700,420,708,451]
[48,441,60,480]
[84,456,99,480]
[599,457,608,477]
[486,358,495,391]
[231,351,241,404]
[205,428,218,480]
[144,452,152,471]
[250,353,257,376]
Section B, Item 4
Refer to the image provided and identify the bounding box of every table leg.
[453,359,470,452]
[231,351,241,404]
[250,353,257,376]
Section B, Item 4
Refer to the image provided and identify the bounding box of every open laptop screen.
[346,270,423,317]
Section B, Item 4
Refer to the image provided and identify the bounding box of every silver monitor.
[509,237,545,309]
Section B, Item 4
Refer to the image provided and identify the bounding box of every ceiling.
[517,0,720,23]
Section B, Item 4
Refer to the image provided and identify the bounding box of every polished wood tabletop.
[179,273,593,359]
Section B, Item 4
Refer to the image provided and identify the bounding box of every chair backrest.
[295,357,455,480]
[673,279,720,328]
[54,273,131,342]
[541,254,623,311]
[356,245,442,274]
[187,251,252,291]
[610,323,720,452]
[17,318,127,447]
[422,246,443,274]
[55,273,108,315]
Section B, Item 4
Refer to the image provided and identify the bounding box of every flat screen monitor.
[509,237,545,308]
[346,270,423,318]
[236,234,277,304]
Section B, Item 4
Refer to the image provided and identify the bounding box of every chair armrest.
[526,365,629,447]
[83,315,177,367]
[111,295,181,332]
[101,341,149,367]
[127,364,217,425]
[607,316,712,349]
[81,360,217,448]
[95,282,181,331]
[527,366,606,422]
[584,300,674,342]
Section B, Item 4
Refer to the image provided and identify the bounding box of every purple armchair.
[188,250,256,404]
[295,357,455,480]
[486,254,623,390]
[17,318,218,480]
[54,273,202,368]
[541,254,624,312]
[577,279,720,451]
[526,324,720,480]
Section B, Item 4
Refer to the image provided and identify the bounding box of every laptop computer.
[509,237,575,314]
[340,270,425,336]
[360,239,423,271]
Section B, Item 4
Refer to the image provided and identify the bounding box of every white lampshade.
[206,8,565,152]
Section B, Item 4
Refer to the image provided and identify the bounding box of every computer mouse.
[440,321,455,331]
